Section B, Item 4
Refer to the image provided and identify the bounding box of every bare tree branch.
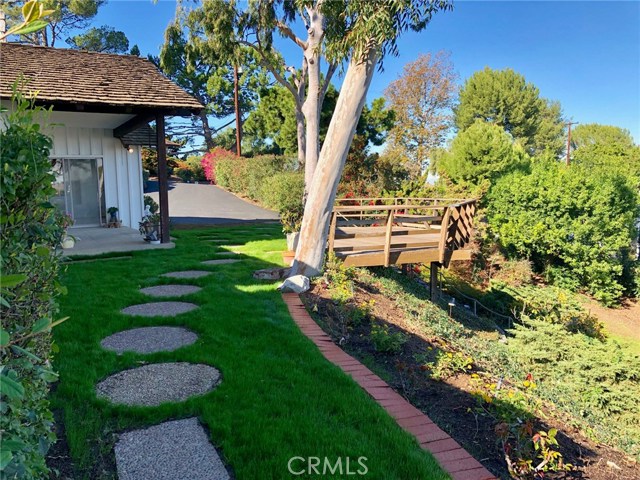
[276,20,307,50]
[239,39,301,105]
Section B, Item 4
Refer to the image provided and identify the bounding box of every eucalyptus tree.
[186,0,338,189]
[290,0,454,276]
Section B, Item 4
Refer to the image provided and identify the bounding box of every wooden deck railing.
[327,198,477,268]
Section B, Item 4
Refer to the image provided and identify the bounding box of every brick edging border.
[282,292,496,480]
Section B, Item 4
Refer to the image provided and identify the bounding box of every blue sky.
[90,1,639,142]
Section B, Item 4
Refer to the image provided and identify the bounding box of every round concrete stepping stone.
[214,251,240,256]
[201,259,240,266]
[140,285,202,297]
[96,362,220,406]
[161,270,211,279]
[115,418,230,480]
[121,302,198,317]
[101,327,198,354]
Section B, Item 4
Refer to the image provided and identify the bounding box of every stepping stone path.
[97,260,233,478]
[162,270,211,279]
[121,302,198,317]
[96,362,220,406]
[140,285,202,297]
[115,418,230,480]
[201,259,240,266]
[101,327,198,354]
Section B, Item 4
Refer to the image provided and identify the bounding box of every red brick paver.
[282,292,496,480]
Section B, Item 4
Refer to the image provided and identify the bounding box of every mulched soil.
[302,279,640,480]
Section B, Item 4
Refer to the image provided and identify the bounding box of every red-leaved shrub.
[201,147,236,184]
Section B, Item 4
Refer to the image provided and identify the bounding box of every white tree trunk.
[295,108,306,168]
[291,48,378,277]
[301,7,324,192]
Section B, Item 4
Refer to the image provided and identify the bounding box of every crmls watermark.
[287,456,369,476]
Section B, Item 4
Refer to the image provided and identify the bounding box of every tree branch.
[276,20,307,50]
[239,39,301,104]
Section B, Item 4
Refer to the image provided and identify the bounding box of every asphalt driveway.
[147,180,279,225]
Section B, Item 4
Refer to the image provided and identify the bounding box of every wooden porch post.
[156,114,170,243]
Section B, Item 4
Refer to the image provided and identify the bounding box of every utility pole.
[565,121,578,166]
[233,65,243,156]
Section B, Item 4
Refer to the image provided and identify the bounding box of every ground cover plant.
[48,225,449,479]
[303,264,640,479]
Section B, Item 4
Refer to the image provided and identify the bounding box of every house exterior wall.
[48,125,143,228]
[45,112,144,229]
[1,105,145,229]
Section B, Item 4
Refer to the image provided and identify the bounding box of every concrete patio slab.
[62,227,174,256]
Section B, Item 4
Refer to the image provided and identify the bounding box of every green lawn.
[52,224,449,479]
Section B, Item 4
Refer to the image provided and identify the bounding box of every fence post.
[473,299,477,316]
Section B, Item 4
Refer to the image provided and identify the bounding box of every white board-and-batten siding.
[46,116,144,229]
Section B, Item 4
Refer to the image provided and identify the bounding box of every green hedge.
[1,93,66,478]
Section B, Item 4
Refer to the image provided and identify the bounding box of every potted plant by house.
[107,206,121,228]
[281,206,303,266]
[139,206,161,244]
[60,213,76,249]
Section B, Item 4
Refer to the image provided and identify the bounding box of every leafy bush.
[323,254,357,303]
[201,147,236,184]
[434,120,529,196]
[260,172,304,211]
[215,155,249,193]
[141,147,178,176]
[485,282,605,339]
[174,156,206,183]
[487,159,640,304]
[424,350,474,380]
[370,323,407,354]
[492,259,534,287]
[144,195,158,214]
[471,375,571,477]
[1,91,66,478]
[507,319,640,458]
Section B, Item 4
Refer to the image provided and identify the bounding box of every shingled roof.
[0,43,203,114]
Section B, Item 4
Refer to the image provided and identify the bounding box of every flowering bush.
[201,147,236,184]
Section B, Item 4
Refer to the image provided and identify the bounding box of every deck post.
[156,114,170,244]
[430,261,439,302]
[383,208,395,267]
[328,211,337,256]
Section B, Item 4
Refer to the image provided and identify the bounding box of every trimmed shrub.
[487,159,639,304]
[260,172,304,212]
[1,92,66,478]
[215,156,249,193]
